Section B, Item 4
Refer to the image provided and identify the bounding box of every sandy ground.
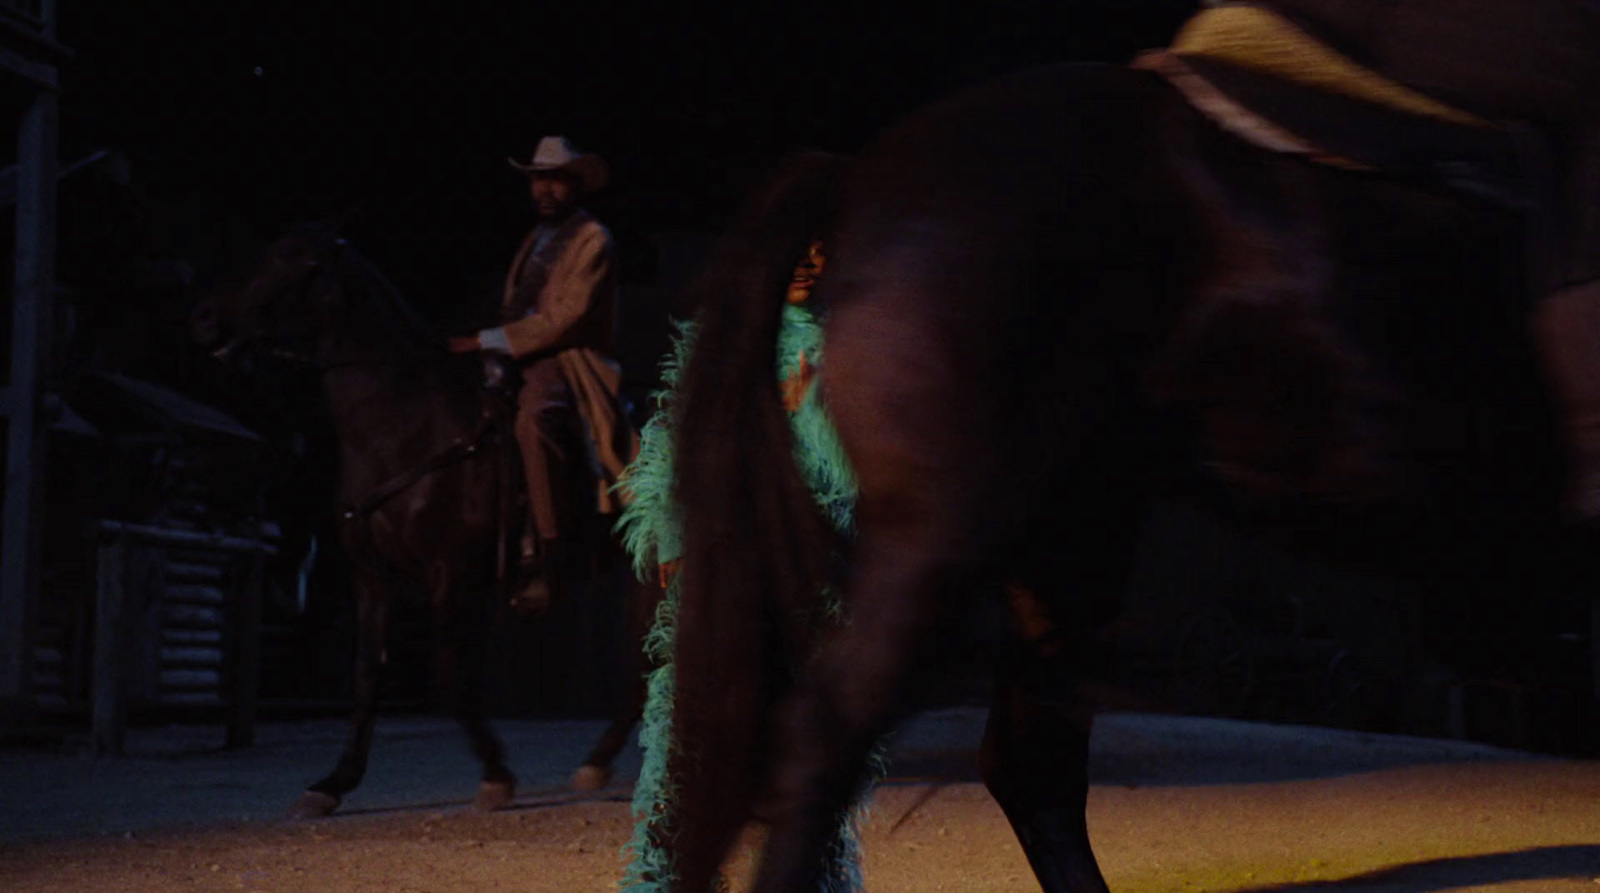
[2,711,1598,892]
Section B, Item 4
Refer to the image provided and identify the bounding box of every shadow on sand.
[1229,845,1600,892]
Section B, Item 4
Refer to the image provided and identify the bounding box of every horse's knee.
[982,677,1095,802]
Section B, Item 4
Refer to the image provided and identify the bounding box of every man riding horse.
[449,135,639,613]
[1222,0,1600,514]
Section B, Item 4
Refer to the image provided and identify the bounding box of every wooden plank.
[163,561,227,584]
[154,692,225,708]
[163,603,224,629]
[94,520,276,556]
[226,551,264,749]
[157,645,223,667]
[0,88,57,710]
[90,538,126,756]
[157,668,221,690]
[160,628,222,645]
[162,584,226,605]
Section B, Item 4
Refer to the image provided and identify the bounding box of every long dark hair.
[666,149,849,890]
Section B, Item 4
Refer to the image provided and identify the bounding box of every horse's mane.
[344,247,441,359]
[289,220,442,362]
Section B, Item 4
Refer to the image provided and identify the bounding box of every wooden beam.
[226,549,266,749]
[90,537,127,756]
[0,44,55,91]
[0,0,69,66]
[0,87,57,708]
[1592,596,1599,704]
[93,520,277,556]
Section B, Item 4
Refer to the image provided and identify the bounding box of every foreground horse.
[191,225,659,817]
[656,61,1593,891]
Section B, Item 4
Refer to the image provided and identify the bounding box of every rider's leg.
[511,357,576,611]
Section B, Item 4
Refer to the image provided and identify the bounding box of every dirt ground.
[3,713,1599,892]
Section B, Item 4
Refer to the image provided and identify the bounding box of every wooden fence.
[90,520,275,756]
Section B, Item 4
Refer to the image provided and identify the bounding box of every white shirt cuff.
[477,327,512,355]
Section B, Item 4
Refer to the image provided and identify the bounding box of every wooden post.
[1591,595,1599,704]
[91,535,127,756]
[226,548,265,749]
[0,86,59,712]
[1446,682,1467,740]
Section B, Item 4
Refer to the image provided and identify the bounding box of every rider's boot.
[510,532,567,617]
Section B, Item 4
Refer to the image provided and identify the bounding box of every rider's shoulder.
[572,212,614,245]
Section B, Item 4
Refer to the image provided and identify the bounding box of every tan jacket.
[498,211,619,358]
[494,211,638,514]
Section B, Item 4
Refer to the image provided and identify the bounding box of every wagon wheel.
[1172,606,1255,718]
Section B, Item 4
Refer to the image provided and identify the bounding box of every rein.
[262,345,437,378]
[339,412,500,523]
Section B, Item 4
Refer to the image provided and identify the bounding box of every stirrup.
[509,570,555,617]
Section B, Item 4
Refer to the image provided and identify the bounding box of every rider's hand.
[447,335,482,354]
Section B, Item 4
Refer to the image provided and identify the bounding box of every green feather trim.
[615,317,697,583]
[614,303,872,892]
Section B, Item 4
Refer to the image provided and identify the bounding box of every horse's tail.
[667,149,848,890]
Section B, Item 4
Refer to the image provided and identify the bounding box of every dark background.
[54,0,1198,325]
[11,2,1596,753]
[21,1,1206,721]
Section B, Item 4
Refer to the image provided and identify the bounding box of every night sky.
[54,0,1197,320]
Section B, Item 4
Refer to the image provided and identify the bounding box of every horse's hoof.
[288,790,340,820]
[569,765,610,792]
[474,779,516,812]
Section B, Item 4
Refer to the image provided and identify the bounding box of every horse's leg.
[980,647,1109,893]
[748,292,1013,890]
[291,574,389,818]
[752,524,983,891]
[429,570,516,811]
[572,576,661,791]
[572,705,638,791]
[974,396,1158,891]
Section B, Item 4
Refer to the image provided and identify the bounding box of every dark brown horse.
[656,62,1594,891]
[190,223,659,818]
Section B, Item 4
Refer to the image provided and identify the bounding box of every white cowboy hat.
[508,135,609,194]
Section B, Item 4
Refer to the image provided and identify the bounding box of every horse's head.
[190,222,354,369]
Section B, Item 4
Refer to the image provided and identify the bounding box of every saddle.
[1136,4,1566,295]
[1136,6,1573,505]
